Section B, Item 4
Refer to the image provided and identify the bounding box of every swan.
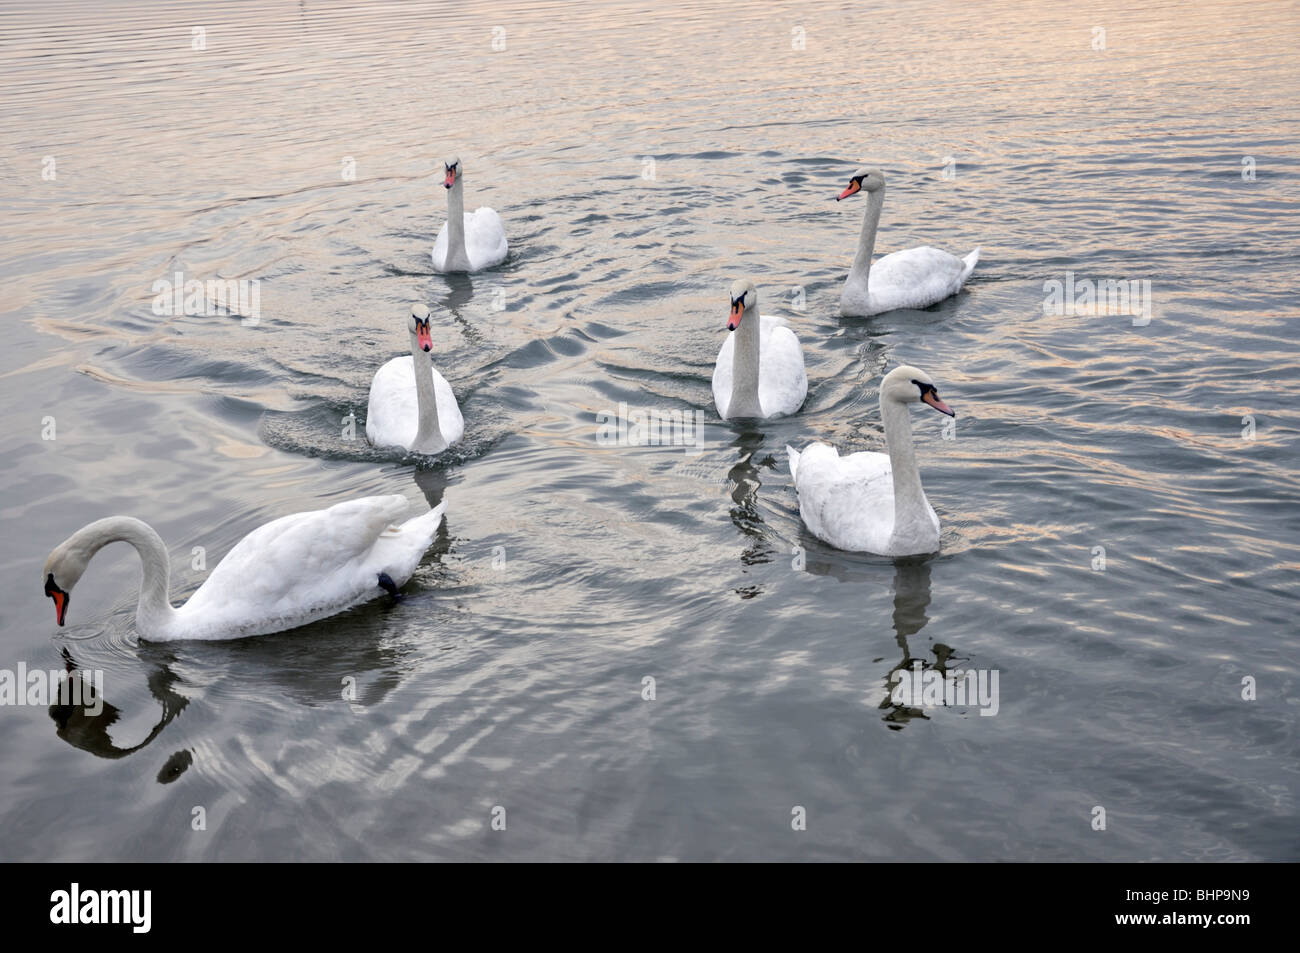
[431,155,508,273]
[41,496,447,641]
[787,365,955,556]
[712,278,808,420]
[366,303,465,454]
[836,167,979,317]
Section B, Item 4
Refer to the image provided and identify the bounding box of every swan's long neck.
[848,186,885,290]
[71,517,177,636]
[445,179,470,270]
[727,312,763,418]
[881,396,929,535]
[409,329,445,450]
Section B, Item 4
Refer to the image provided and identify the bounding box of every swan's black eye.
[44,573,59,596]
[912,379,935,397]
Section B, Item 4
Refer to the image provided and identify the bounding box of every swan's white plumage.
[842,246,979,316]
[175,496,446,640]
[712,314,808,419]
[431,208,507,272]
[365,355,464,454]
[787,442,939,555]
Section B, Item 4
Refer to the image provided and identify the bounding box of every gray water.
[1,0,1297,861]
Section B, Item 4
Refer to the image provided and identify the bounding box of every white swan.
[366,303,464,454]
[787,365,955,556]
[42,496,447,641]
[836,167,979,317]
[712,278,808,420]
[431,156,508,273]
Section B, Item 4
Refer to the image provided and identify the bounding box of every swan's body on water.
[366,303,464,454]
[431,155,507,273]
[712,278,807,420]
[41,496,447,642]
[788,365,955,556]
[836,167,978,317]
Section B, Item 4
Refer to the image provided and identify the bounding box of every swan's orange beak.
[444,167,457,189]
[922,392,955,417]
[837,179,861,201]
[727,299,744,332]
[417,323,433,352]
[45,574,68,626]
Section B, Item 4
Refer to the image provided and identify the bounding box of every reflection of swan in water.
[48,647,191,782]
[412,465,452,513]
[879,558,964,729]
[726,428,778,596]
[435,271,485,346]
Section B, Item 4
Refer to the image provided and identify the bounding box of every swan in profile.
[712,278,807,420]
[836,167,979,317]
[366,303,464,454]
[42,496,447,641]
[431,155,508,273]
[787,365,954,556]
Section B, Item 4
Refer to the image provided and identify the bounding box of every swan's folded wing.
[466,207,508,269]
[711,334,735,417]
[366,355,418,450]
[758,321,808,417]
[870,246,967,310]
[187,495,412,613]
[795,446,894,551]
[431,221,451,269]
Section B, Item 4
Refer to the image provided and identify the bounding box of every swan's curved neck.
[881,397,929,532]
[408,329,445,449]
[70,517,177,635]
[444,179,470,270]
[728,313,763,418]
[848,186,885,289]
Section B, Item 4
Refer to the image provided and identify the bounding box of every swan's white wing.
[757,317,807,418]
[179,495,428,637]
[791,443,896,554]
[365,355,462,453]
[712,334,735,418]
[431,221,451,271]
[464,207,508,270]
[367,356,418,451]
[867,246,969,313]
[434,371,465,447]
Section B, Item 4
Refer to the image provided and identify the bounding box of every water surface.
[1,0,1297,861]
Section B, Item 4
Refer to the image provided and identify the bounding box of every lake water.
[1,0,1297,861]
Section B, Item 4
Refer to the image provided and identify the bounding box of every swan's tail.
[787,445,801,481]
[401,500,447,548]
[960,247,980,282]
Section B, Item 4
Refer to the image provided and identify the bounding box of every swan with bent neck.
[711,278,807,420]
[837,167,979,317]
[431,155,508,273]
[41,496,447,641]
[787,365,955,555]
[366,303,464,454]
